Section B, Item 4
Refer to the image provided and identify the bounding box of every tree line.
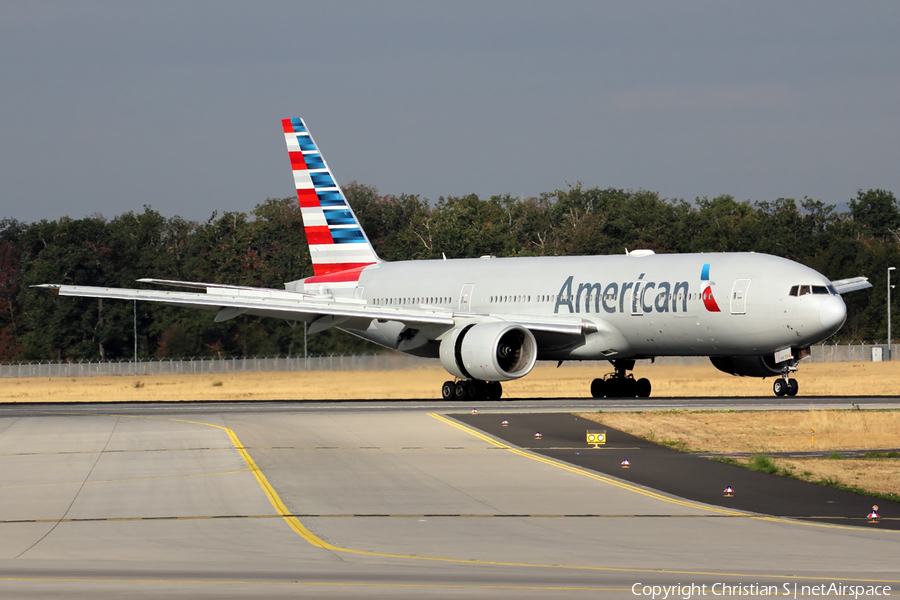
[1,185,898,363]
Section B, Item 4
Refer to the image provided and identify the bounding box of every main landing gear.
[590,360,652,399]
[442,380,503,401]
[772,365,799,397]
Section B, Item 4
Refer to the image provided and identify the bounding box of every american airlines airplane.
[39,118,872,400]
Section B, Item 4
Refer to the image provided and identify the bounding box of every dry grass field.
[577,409,900,453]
[0,361,899,403]
[776,458,900,498]
[578,409,900,499]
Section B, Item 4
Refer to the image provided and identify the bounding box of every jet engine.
[439,322,537,382]
[709,355,782,378]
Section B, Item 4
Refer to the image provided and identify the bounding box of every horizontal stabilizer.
[830,277,872,294]
[136,278,310,295]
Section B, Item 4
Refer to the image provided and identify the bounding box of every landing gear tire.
[441,381,455,400]
[605,378,637,398]
[635,378,651,398]
[773,379,788,397]
[591,359,651,399]
[445,380,502,401]
[604,378,620,398]
[787,379,799,397]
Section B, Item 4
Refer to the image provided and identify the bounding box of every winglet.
[830,277,872,294]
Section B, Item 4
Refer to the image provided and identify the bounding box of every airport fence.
[0,353,434,379]
[0,342,897,379]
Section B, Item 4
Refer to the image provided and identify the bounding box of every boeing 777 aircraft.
[40,118,872,400]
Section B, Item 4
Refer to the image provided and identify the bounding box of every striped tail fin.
[282,118,380,277]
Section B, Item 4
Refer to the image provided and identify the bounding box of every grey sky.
[2,1,898,223]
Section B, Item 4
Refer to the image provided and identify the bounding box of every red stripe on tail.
[296,188,319,208]
[304,226,333,245]
[289,151,307,170]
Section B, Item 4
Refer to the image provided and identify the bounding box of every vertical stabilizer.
[282,118,380,276]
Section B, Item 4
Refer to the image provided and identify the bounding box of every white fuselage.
[306,252,846,361]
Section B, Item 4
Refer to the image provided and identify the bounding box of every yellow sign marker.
[586,430,607,447]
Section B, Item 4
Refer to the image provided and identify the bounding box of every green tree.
[850,189,900,240]
[0,219,25,360]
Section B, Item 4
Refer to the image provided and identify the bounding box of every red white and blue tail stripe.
[282,118,379,278]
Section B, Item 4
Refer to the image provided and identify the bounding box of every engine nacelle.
[439,322,537,382]
[709,355,782,378]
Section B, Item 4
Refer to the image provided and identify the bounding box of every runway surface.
[1,398,898,598]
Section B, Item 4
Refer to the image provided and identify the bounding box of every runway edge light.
[621,459,630,468]
[534,432,542,440]
[724,486,734,497]
[501,419,508,426]
[868,505,880,523]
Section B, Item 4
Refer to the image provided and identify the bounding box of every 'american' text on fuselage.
[554,274,692,314]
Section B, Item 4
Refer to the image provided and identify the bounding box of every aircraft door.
[730,279,751,314]
[459,283,475,312]
[630,280,644,316]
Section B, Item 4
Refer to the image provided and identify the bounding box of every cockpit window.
[790,284,833,297]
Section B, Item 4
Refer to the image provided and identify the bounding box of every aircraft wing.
[34,283,597,339]
[830,277,873,294]
[35,284,455,331]
[465,314,597,336]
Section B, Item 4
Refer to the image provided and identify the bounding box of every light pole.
[889,267,896,360]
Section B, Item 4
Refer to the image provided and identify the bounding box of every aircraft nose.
[819,295,847,332]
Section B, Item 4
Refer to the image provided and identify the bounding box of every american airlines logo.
[553,264,720,315]
[700,263,721,312]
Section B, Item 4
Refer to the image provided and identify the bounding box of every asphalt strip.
[453,412,900,530]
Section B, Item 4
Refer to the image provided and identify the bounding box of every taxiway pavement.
[0,400,897,598]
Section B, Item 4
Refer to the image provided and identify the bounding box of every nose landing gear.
[590,360,652,398]
[773,365,799,397]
